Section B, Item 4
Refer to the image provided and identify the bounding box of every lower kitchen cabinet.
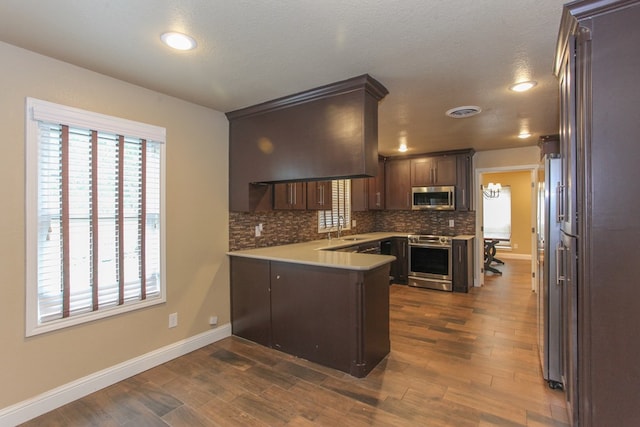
[230,257,272,346]
[391,237,408,284]
[229,256,391,377]
[452,237,474,293]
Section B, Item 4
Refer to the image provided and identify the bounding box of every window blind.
[318,179,351,232]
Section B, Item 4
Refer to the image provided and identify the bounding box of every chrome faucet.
[337,215,344,238]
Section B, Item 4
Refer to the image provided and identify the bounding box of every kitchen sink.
[341,237,365,241]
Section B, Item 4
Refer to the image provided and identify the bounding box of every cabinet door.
[455,154,471,211]
[273,182,307,210]
[410,158,433,186]
[433,156,457,185]
[230,257,271,346]
[367,157,386,210]
[351,178,368,212]
[270,262,354,374]
[559,233,578,426]
[391,237,408,283]
[307,181,332,210]
[558,36,578,236]
[385,159,411,210]
[452,239,473,292]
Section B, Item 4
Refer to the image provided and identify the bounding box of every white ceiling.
[0,0,566,156]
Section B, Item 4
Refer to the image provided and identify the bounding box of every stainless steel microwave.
[411,186,455,210]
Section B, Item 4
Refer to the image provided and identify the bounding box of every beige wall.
[482,171,532,256]
[0,42,229,408]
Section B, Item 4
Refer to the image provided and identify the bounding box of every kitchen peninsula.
[227,232,397,378]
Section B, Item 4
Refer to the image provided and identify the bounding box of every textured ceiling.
[0,0,567,156]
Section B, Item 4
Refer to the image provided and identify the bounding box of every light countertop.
[227,232,474,271]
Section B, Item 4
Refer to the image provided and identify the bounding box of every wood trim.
[226,74,388,120]
[61,125,71,318]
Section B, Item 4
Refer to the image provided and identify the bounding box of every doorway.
[475,166,539,290]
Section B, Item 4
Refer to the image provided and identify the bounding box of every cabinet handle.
[406,192,410,208]
[376,192,381,207]
[293,184,297,206]
[556,244,565,286]
[321,185,324,205]
[288,184,293,206]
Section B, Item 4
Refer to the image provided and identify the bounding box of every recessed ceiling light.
[160,32,197,51]
[509,81,538,92]
[398,143,408,152]
[518,131,532,139]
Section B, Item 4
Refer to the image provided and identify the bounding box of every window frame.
[25,98,167,337]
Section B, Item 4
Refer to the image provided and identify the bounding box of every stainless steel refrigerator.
[537,155,563,389]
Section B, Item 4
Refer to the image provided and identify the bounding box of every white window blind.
[318,179,351,233]
[26,98,166,336]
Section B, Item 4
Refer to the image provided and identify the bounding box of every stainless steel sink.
[341,237,365,241]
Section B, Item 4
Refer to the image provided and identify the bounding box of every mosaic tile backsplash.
[229,209,475,251]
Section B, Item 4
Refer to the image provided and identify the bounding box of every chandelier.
[483,182,502,199]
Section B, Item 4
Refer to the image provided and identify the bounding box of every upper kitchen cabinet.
[307,181,333,210]
[385,159,411,210]
[352,156,385,211]
[227,74,388,212]
[410,155,456,186]
[368,157,386,210]
[273,182,307,210]
[455,152,473,211]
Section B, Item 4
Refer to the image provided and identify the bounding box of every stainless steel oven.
[408,235,452,291]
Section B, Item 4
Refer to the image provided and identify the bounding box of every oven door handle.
[409,243,451,249]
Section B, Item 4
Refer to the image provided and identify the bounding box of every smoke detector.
[445,105,482,118]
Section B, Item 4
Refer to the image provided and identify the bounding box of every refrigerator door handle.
[556,244,565,286]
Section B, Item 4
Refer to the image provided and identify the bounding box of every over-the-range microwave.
[411,185,455,210]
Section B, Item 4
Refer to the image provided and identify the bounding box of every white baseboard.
[0,323,231,427]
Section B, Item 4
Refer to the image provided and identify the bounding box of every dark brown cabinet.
[390,237,408,283]
[410,155,456,187]
[306,181,332,210]
[455,153,472,211]
[230,257,272,347]
[452,238,473,293]
[368,157,386,210]
[351,178,368,212]
[385,159,411,210]
[554,2,640,425]
[273,182,306,210]
[229,256,391,378]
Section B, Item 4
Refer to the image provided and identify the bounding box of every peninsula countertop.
[227,232,475,271]
[227,232,401,271]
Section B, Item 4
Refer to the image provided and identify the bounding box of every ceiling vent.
[445,105,482,118]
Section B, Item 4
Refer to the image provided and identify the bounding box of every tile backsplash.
[229,209,475,251]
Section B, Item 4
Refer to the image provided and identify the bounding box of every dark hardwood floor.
[22,259,568,426]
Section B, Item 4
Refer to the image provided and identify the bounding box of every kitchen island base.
[230,257,391,378]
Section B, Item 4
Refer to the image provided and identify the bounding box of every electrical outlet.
[255,225,261,237]
[168,312,178,328]
[352,219,357,227]
[514,243,519,249]
[449,219,455,227]
[209,315,218,326]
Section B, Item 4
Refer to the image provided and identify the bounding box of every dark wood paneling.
[228,74,388,212]
[230,257,271,346]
